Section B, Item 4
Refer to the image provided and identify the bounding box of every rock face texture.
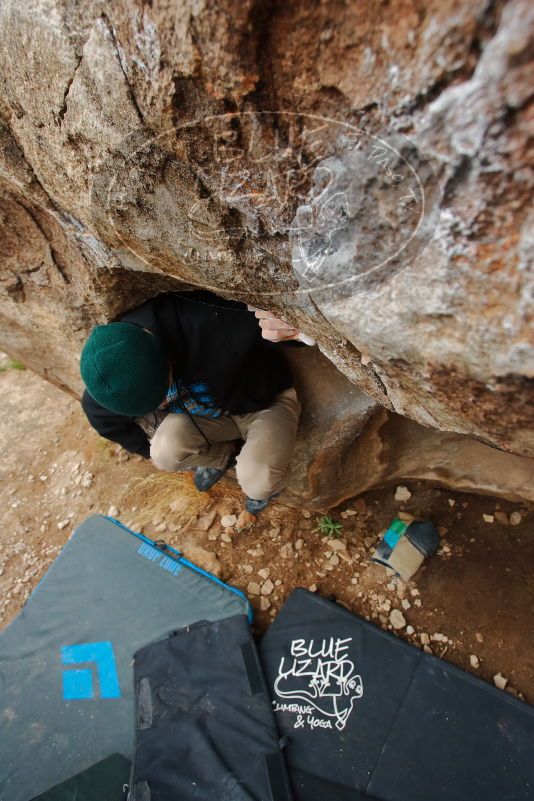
[283,347,534,509]
[0,0,533,502]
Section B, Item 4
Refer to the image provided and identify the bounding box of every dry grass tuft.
[119,471,243,529]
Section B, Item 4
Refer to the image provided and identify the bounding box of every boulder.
[0,0,532,497]
[281,346,534,510]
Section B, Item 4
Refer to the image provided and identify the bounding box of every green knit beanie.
[80,323,169,416]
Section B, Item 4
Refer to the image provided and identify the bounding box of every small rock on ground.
[280,543,294,559]
[494,672,508,690]
[197,509,217,531]
[181,543,221,577]
[395,486,411,502]
[390,609,407,630]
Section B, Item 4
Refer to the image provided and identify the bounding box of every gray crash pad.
[0,514,251,801]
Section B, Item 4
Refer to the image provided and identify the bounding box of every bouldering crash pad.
[0,515,251,801]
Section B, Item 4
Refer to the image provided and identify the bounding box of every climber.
[79,291,305,515]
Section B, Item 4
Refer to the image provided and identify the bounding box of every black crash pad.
[130,615,293,801]
[260,589,534,801]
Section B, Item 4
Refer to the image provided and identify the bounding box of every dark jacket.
[81,291,295,458]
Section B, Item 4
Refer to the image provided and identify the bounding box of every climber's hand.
[247,306,301,342]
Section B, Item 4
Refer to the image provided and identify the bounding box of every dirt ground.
[1,356,533,704]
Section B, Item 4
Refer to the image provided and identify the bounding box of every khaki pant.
[150,387,301,500]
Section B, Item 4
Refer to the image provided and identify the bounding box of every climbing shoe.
[245,493,279,516]
[194,457,236,492]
